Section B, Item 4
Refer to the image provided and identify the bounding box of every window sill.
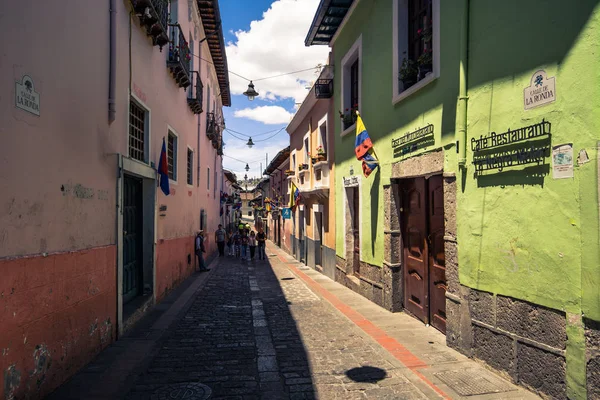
[313,160,328,169]
[169,179,178,185]
[393,74,438,105]
[340,123,356,137]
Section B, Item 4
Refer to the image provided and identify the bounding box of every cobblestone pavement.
[125,254,433,400]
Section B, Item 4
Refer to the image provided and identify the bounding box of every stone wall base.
[449,286,568,399]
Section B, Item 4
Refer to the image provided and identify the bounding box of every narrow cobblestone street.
[49,243,539,400]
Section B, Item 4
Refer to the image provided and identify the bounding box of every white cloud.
[225,0,329,104]
[234,106,293,125]
[222,132,290,178]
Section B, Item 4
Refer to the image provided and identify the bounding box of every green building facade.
[305,0,599,398]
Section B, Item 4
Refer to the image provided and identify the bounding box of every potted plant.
[299,163,309,171]
[399,55,418,90]
[339,104,358,130]
[284,169,295,176]
[417,48,433,80]
[316,145,326,160]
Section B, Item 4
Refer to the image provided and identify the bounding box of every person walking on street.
[256,228,266,260]
[241,230,249,261]
[232,230,241,258]
[215,224,226,257]
[226,230,233,256]
[249,231,257,261]
[195,231,210,272]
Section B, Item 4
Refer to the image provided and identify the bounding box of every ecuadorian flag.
[289,182,301,209]
[354,112,379,177]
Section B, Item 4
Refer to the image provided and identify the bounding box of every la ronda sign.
[15,75,40,116]
[524,70,555,110]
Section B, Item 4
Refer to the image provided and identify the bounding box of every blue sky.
[217,0,329,181]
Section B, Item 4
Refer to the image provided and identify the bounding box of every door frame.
[384,150,457,336]
[343,176,362,276]
[117,155,157,336]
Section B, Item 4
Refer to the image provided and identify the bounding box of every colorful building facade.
[306,0,599,398]
[286,64,337,278]
[0,0,230,398]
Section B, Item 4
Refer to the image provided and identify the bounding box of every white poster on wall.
[552,143,574,179]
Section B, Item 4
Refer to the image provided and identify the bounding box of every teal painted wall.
[332,0,462,264]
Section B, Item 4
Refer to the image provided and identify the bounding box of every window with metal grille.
[350,60,359,110]
[187,148,193,185]
[167,132,177,181]
[408,0,432,63]
[129,100,147,162]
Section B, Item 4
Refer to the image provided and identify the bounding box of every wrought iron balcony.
[187,71,203,114]
[131,0,169,50]
[211,127,221,150]
[167,24,191,89]
[315,79,333,99]
[206,112,216,139]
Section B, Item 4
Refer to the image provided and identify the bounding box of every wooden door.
[352,189,360,276]
[428,175,447,333]
[402,178,428,323]
[315,212,323,266]
[123,175,143,304]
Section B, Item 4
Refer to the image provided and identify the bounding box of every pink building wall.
[0,0,229,398]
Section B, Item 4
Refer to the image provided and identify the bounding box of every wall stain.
[4,364,21,400]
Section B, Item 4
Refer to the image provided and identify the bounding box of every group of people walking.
[194,222,268,272]
[215,222,267,261]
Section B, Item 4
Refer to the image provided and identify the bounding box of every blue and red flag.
[354,112,379,177]
[158,137,170,196]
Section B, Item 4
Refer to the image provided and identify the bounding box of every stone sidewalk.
[47,242,540,400]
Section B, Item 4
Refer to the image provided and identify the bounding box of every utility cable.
[225,127,284,138]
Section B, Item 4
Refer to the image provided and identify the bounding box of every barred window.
[187,148,193,185]
[129,100,147,162]
[167,132,177,181]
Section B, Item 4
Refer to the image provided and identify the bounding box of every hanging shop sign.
[392,124,434,148]
[472,119,551,173]
[524,70,556,110]
[343,176,359,187]
[552,143,574,179]
[282,208,292,219]
[15,75,40,116]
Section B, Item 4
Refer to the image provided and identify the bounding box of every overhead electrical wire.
[194,54,319,83]
[225,127,283,138]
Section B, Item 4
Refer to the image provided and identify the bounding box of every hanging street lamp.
[247,137,254,148]
[245,163,250,172]
[243,81,259,101]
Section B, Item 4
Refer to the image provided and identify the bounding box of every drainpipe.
[457,0,470,168]
[109,0,117,122]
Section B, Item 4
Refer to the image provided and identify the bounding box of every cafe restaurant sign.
[15,75,40,116]
[524,70,555,110]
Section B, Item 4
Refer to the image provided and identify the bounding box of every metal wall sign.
[524,70,556,110]
[471,119,550,152]
[15,75,40,116]
[392,124,434,148]
[282,208,291,219]
[472,120,551,173]
[343,176,359,187]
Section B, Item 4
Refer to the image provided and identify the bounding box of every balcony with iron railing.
[211,127,221,150]
[167,24,191,89]
[130,0,169,50]
[206,112,216,139]
[187,71,203,114]
[314,65,334,99]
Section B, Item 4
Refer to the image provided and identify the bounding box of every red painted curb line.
[271,248,450,400]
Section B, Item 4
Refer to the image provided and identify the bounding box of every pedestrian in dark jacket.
[195,231,210,272]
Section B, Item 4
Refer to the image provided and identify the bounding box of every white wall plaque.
[552,143,573,179]
[15,75,40,116]
[524,70,556,110]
